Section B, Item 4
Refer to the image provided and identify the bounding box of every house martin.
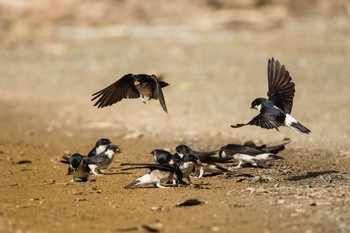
[87,138,112,157]
[151,149,173,165]
[231,58,311,133]
[65,138,112,175]
[85,144,120,175]
[122,163,182,189]
[175,144,232,178]
[60,153,90,182]
[91,73,170,113]
[219,140,288,168]
[173,154,198,186]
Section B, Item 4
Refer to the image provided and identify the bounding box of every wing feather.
[267,58,295,114]
[91,73,140,108]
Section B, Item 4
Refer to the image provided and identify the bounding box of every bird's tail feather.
[291,122,311,134]
[124,180,140,189]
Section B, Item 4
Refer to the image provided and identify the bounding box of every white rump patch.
[285,114,297,126]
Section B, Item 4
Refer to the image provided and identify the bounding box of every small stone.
[277,199,286,204]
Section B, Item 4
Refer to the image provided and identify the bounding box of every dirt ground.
[1,1,350,233]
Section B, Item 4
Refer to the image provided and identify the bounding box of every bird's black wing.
[267,58,295,114]
[150,75,168,113]
[91,73,140,108]
[200,155,233,163]
[222,144,265,156]
[232,110,283,130]
[243,141,267,150]
[121,163,177,173]
[85,155,108,165]
[263,138,290,154]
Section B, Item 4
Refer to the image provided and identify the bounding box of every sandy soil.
[1,2,350,232]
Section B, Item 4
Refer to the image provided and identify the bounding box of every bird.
[175,144,218,159]
[231,58,311,133]
[87,138,112,157]
[122,163,182,189]
[150,149,173,165]
[242,138,290,154]
[85,144,120,175]
[175,144,232,178]
[219,139,289,168]
[65,138,112,175]
[60,153,90,182]
[174,153,198,185]
[91,73,170,113]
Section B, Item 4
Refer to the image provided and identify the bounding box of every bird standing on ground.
[60,153,90,182]
[175,144,231,178]
[219,139,289,168]
[122,163,182,189]
[85,144,120,175]
[231,58,311,133]
[91,73,169,113]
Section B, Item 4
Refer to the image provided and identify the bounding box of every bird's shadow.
[286,170,338,181]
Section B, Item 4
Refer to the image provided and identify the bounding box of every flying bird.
[231,58,311,133]
[91,73,169,113]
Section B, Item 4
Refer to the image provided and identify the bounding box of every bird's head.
[107,144,120,153]
[175,145,190,157]
[133,74,150,86]
[70,153,84,169]
[95,138,111,147]
[250,98,264,111]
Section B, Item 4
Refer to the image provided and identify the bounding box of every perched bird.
[60,153,90,182]
[85,144,120,175]
[175,144,231,178]
[87,138,111,157]
[151,149,173,165]
[91,73,170,113]
[231,58,311,133]
[122,163,182,189]
[219,139,289,168]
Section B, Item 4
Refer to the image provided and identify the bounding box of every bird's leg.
[90,166,103,176]
[235,160,243,168]
[171,179,178,187]
[140,95,147,104]
[197,166,205,178]
[193,164,203,178]
[155,181,169,189]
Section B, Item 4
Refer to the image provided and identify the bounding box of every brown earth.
[1,1,350,233]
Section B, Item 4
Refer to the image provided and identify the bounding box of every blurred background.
[0,0,349,149]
